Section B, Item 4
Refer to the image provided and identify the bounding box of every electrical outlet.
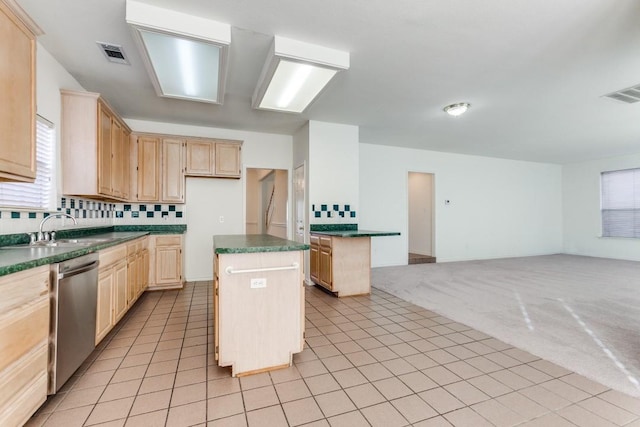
[250,278,267,289]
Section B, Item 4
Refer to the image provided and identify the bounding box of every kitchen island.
[213,234,309,377]
[309,224,400,297]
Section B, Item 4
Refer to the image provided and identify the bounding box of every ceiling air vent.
[603,84,640,104]
[97,42,130,65]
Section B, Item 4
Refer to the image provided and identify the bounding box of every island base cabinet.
[215,251,304,376]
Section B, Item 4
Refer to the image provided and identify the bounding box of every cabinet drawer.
[127,238,144,256]
[319,236,332,249]
[0,343,47,410]
[309,235,319,246]
[0,297,48,372]
[99,244,127,268]
[0,266,49,313]
[155,235,181,246]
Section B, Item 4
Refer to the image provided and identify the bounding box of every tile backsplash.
[0,196,186,235]
[311,203,356,224]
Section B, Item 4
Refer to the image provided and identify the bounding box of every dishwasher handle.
[58,260,100,279]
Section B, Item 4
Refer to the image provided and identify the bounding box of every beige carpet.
[372,254,640,397]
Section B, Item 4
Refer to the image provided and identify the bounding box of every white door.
[293,164,306,243]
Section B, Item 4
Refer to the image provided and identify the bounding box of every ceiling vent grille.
[603,85,640,104]
[97,42,130,65]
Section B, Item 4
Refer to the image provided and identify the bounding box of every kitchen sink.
[0,237,114,249]
[55,238,113,244]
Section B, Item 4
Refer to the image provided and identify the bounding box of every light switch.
[251,278,267,289]
[219,216,225,223]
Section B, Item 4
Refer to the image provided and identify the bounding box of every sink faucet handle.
[27,232,37,244]
[50,231,57,241]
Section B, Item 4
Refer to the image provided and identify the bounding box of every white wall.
[360,143,563,267]
[125,119,293,281]
[408,172,433,256]
[563,152,640,261]
[308,121,359,224]
[37,44,85,208]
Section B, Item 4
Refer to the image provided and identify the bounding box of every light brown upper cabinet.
[185,140,214,176]
[136,134,185,203]
[0,1,41,182]
[162,138,185,203]
[136,136,160,201]
[61,90,132,201]
[185,139,242,178]
[215,142,242,178]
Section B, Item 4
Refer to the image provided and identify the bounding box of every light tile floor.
[26,281,640,427]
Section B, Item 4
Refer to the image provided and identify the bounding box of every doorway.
[246,168,288,238]
[408,172,436,264]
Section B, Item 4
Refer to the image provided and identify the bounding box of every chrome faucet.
[37,212,77,241]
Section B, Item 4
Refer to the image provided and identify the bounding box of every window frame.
[0,115,55,211]
[600,167,640,238]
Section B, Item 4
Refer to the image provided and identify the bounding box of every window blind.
[0,116,54,209]
[601,168,640,238]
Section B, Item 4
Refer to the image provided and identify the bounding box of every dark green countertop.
[0,225,187,277]
[310,230,401,237]
[214,234,309,254]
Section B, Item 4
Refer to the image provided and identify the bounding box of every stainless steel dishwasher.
[48,253,99,394]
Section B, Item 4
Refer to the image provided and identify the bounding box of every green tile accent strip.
[310,224,358,232]
[114,224,187,234]
[214,234,309,254]
[310,229,401,237]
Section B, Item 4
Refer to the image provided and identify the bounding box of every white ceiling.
[17,0,640,164]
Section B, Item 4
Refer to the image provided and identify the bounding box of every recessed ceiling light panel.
[253,36,350,113]
[126,0,230,104]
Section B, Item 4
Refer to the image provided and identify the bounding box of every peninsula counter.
[309,225,400,297]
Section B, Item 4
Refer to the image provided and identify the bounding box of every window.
[601,168,640,238]
[0,116,54,209]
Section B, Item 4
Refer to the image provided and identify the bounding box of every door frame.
[407,170,436,262]
[293,162,306,244]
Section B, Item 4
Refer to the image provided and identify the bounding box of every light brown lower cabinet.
[96,244,127,344]
[309,233,371,297]
[0,265,50,427]
[147,235,184,290]
[96,237,149,345]
[127,238,149,306]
